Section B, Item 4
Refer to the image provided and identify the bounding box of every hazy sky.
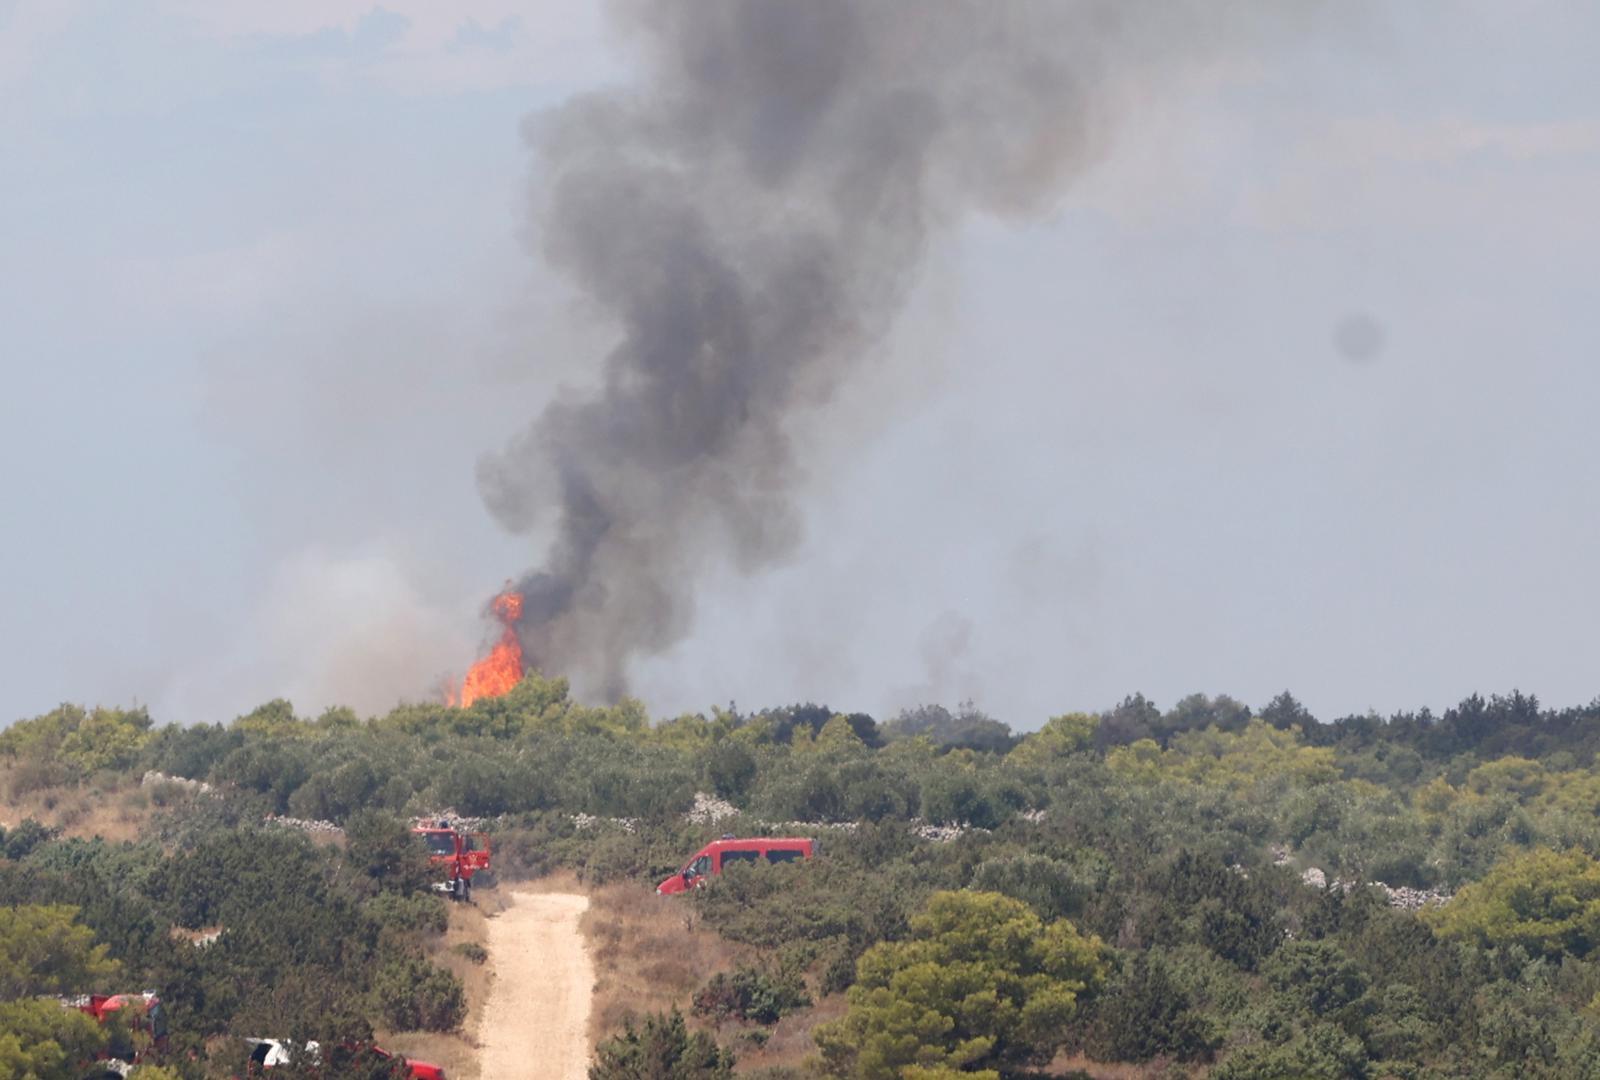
[3,1,1598,731]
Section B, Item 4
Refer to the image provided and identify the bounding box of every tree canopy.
[816,890,1105,1078]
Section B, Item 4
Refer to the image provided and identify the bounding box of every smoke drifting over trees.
[477,0,1263,698]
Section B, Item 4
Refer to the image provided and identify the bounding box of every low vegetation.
[5,680,1600,1077]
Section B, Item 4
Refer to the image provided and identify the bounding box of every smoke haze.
[10,2,1599,730]
[478,0,1244,698]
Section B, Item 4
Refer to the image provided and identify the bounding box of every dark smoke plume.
[478,0,1238,699]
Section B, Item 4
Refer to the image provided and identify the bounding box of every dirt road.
[480,891,594,1080]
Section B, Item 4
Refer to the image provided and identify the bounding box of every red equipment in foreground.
[413,820,491,900]
[67,992,169,1076]
[243,1038,446,1079]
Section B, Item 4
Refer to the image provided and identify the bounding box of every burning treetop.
[455,590,525,707]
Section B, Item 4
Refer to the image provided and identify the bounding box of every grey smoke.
[477,0,1260,699]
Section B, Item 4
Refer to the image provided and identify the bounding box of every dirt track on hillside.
[480,891,594,1080]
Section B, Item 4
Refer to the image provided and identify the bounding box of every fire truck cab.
[68,992,168,1076]
[412,820,491,900]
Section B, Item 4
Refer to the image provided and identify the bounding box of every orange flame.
[455,589,525,708]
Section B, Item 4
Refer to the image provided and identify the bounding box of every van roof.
[701,837,812,848]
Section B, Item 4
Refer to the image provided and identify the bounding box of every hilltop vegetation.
[5,680,1600,1077]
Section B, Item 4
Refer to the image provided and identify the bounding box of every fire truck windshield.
[147,999,168,1039]
[424,832,456,856]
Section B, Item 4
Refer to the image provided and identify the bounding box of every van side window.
[688,854,712,878]
[767,848,804,863]
[720,850,760,870]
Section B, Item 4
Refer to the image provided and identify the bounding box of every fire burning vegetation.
[452,590,525,707]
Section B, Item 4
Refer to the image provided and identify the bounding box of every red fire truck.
[67,991,169,1077]
[412,820,491,900]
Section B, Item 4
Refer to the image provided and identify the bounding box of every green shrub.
[969,852,1094,921]
[692,964,811,1025]
[815,890,1107,1078]
[452,941,488,964]
[345,810,433,895]
[488,821,565,880]
[1085,952,1218,1063]
[144,780,191,808]
[1426,846,1600,959]
[1264,940,1369,1017]
[1210,1022,1369,1080]
[575,822,703,886]
[706,742,758,803]
[137,721,242,784]
[919,771,1009,829]
[591,1008,734,1080]
[578,830,659,886]
[0,997,108,1077]
[368,955,465,1032]
[364,892,448,938]
[2,818,57,861]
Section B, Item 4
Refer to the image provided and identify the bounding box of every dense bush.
[344,810,434,895]
[363,892,448,938]
[0,997,108,1079]
[1427,846,1600,958]
[691,963,811,1025]
[0,818,56,861]
[969,851,1094,922]
[367,955,464,1032]
[1085,952,1218,1064]
[11,678,1600,1075]
[815,890,1107,1078]
[590,1009,734,1080]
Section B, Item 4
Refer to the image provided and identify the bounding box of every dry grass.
[373,1028,481,1080]
[0,770,156,842]
[575,878,846,1075]
[1049,1052,1188,1079]
[375,895,497,1080]
[580,880,730,1046]
[724,993,845,1075]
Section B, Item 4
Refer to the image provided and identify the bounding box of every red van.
[657,837,814,895]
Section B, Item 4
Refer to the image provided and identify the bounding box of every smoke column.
[478,0,1237,699]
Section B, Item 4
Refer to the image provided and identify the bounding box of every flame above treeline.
[452,589,525,707]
